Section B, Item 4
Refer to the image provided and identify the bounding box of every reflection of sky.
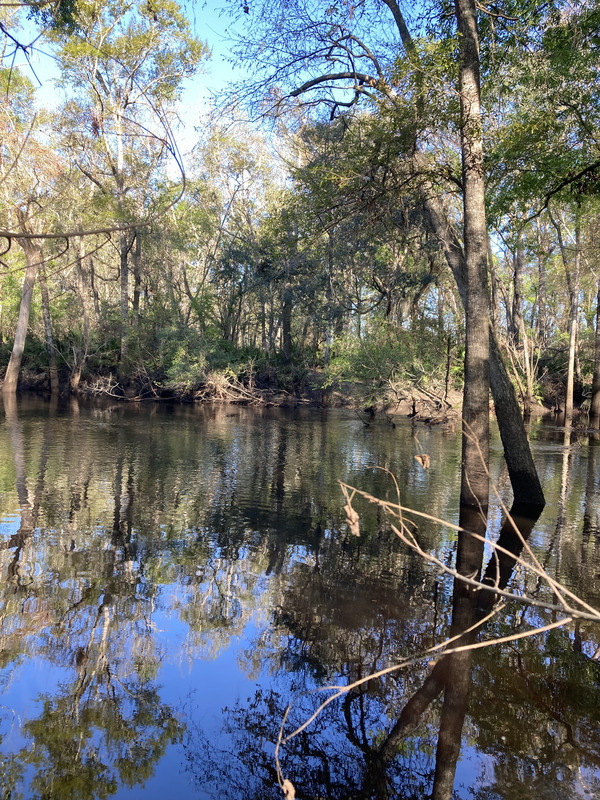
[0,660,65,746]
[0,405,599,798]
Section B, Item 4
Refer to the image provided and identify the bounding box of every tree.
[483,3,600,422]
[53,0,207,380]
[0,69,65,395]
[224,0,546,507]
[452,0,490,509]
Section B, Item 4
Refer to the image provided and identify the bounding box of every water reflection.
[186,495,600,799]
[0,400,599,798]
[0,403,184,798]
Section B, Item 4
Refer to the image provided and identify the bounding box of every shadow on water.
[1,399,600,798]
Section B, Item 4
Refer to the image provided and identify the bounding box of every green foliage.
[157,326,208,390]
[327,319,455,399]
[150,325,270,391]
[27,0,79,33]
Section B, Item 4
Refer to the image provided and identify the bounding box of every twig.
[275,612,573,784]
[339,482,599,621]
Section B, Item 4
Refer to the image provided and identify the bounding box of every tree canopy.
[0,0,598,436]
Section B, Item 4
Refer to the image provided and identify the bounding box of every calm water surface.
[0,397,599,799]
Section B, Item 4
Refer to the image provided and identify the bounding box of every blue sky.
[11,2,244,153]
[177,3,247,146]
[182,3,246,100]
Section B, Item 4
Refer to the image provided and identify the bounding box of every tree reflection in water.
[0,400,183,799]
[1,400,600,798]
[184,495,600,800]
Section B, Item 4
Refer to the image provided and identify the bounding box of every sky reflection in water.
[0,397,599,799]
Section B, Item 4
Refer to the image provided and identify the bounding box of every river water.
[0,397,599,799]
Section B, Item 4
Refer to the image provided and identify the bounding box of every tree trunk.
[71,235,93,393]
[510,241,525,348]
[3,239,41,395]
[550,209,580,421]
[38,266,59,395]
[507,238,534,417]
[432,504,485,800]
[535,221,548,346]
[564,255,580,422]
[118,232,130,381]
[487,239,499,331]
[261,298,268,351]
[519,314,535,419]
[132,229,142,319]
[421,184,545,508]
[389,0,543,509]
[590,284,600,425]
[281,281,293,364]
[324,230,334,368]
[455,0,490,510]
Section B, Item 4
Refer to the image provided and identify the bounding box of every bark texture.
[421,187,545,508]
[454,0,490,509]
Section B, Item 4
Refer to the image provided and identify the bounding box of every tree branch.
[289,71,378,98]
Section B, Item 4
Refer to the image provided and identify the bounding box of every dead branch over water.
[275,473,600,798]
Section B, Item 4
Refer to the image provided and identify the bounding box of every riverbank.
[2,363,466,418]
[0,364,564,424]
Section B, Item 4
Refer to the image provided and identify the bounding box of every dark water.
[0,397,599,799]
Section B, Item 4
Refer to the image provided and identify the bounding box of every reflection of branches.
[276,612,571,768]
[339,482,599,621]
[276,472,599,796]
[512,648,600,768]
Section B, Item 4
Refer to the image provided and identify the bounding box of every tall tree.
[453,0,490,509]
[0,69,65,395]
[225,0,544,506]
[54,0,207,380]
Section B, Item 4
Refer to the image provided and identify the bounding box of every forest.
[3,4,600,798]
[0,0,598,426]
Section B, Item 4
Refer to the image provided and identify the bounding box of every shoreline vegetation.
[0,360,574,426]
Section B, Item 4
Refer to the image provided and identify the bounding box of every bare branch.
[289,71,378,98]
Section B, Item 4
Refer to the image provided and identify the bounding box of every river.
[0,396,598,799]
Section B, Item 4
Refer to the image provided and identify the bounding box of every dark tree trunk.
[71,235,93,393]
[421,186,545,509]
[455,0,490,510]
[132,229,142,318]
[488,239,500,330]
[590,285,600,424]
[432,505,485,800]
[118,232,130,381]
[281,281,293,364]
[324,231,334,367]
[386,0,543,508]
[535,222,549,346]
[510,242,525,348]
